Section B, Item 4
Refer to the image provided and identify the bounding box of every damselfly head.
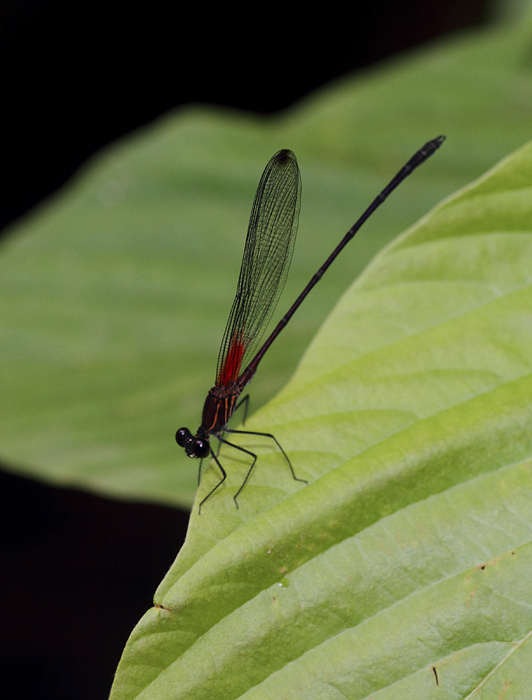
[176,427,210,459]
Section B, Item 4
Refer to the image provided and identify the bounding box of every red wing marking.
[217,333,246,386]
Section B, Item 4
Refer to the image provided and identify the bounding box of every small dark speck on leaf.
[432,666,439,686]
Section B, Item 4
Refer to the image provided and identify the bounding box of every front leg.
[198,450,227,514]
[214,434,259,508]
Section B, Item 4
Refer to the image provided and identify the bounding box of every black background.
[1,2,489,698]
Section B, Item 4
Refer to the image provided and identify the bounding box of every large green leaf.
[109,136,532,697]
[2,5,532,507]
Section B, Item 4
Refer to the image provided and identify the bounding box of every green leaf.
[109,136,532,696]
[3,6,532,507]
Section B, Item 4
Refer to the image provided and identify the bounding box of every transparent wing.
[216,149,301,386]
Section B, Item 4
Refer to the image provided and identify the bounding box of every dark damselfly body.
[176,136,446,512]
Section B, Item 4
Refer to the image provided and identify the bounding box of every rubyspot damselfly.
[177,136,445,512]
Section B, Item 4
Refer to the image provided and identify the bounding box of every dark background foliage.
[0,2,489,698]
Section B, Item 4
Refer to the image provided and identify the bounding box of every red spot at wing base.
[217,334,245,386]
